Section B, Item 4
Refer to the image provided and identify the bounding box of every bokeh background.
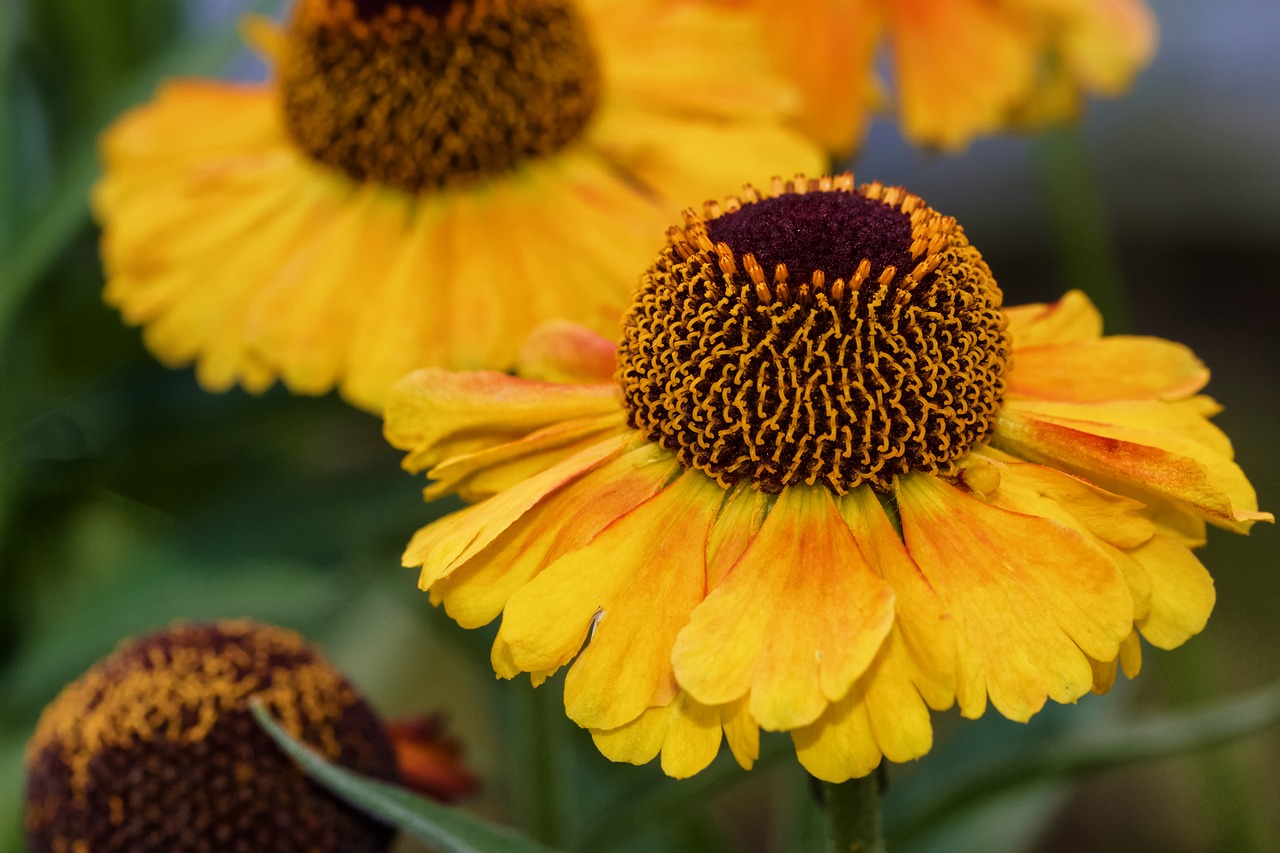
[1,1,1276,851]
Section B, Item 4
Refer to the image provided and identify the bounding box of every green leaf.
[250,700,558,853]
[889,680,1280,847]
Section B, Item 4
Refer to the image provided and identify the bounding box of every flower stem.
[822,773,886,853]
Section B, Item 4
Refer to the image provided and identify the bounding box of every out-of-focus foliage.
[1,1,1276,852]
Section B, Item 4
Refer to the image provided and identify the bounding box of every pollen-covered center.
[279,0,601,192]
[618,175,1012,494]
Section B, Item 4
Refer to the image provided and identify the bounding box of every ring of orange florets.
[279,0,601,192]
[617,174,1011,494]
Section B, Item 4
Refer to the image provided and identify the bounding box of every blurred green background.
[1,1,1276,851]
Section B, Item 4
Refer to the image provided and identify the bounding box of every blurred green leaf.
[251,700,558,853]
[889,680,1280,847]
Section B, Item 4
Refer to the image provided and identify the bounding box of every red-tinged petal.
[995,402,1269,530]
[897,473,1132,722]
[433,445,680,629]
[517,321,619,384]
[1009,337,1209,403]
[1133,535,1215,650]
[1004,397,1235,458]
[498,472,724,730]
[384,368,619,474]
[673,486,894,731]
[424,413,629,501]
[403,435,631,588]
[1005,290,1103,348]
[590,692,722,780]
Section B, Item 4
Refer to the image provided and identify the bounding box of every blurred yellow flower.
[713,0,1158,154]
[384,174,1269,781]
[94,0,823,411]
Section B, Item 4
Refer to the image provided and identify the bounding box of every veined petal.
[403,435,630,587]
[706,485,772,590]
[1009,337,1209,403]
[1003,397,1236,458]
[1005,290,1103,348]
[424,413,629,502]
[384,369,619,474]
[794,486,957,783]
[995,401,1270,530]
[673,486,894,731]
[432,444,680,629]
[498,472,724,730]
[590,692,723,780]
[517,322,619,384]
[1132,535,1215,650]
[897,473,1132,722]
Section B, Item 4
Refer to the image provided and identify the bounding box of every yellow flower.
[384,174,1270,782]
[24,620,397,852]
[94,0,824,412]
[715,0,1158,154]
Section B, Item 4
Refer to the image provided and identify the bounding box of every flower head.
[95,0,823,411]
[24,620,398,852]
[384,174,1270,782]
[718,0,1158,154]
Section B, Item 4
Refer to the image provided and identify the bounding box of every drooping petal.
[498,472,725,730]
[590,692,723,779]
[995,400,1271,530]
[403,435,631,588]
[1004,289,1103,348]
[1009,337,1208,403]
[897,473,1132,722]
[432,444,680,629]
[1132,535,1216,650]
[673,486,894,731]
[384,369,619,474]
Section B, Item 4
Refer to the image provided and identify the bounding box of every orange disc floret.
[23,620,398,853]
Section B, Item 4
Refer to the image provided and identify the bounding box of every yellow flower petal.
[1004,289,1103,348]
[1010,337,1209,403]
[897,473,1132,722]
[890,0,1038,149]
[384,369,619,475]
[673,486,894,731]
[1132,535,1216,650]
[433,444,679,629]
[995,400,1271,530]
[498,472,724,730]
[403,435,631,588]
[591,692,723,780]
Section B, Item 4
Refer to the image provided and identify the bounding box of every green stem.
[521,683,562,847]
[1032,128,1131,333]
[822,774,886,853]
